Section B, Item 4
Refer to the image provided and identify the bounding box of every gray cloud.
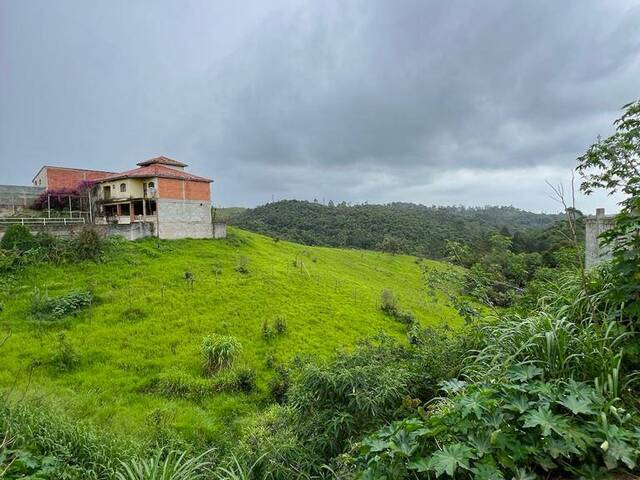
[1,0,638,212]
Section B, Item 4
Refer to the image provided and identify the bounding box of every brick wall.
[157,178,210,201]
[43,167,113,190]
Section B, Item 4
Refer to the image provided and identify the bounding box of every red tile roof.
[137,156,188,167]
[100,164,212,183]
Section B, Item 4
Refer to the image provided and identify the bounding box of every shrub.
[356,371,640,479]
[274,316,287,334]
[269,365,291,404]
[230,366,257,394]
[50,332,79,372]
[235,256,250,274]
[261,319,274,340]
[0,224,36,252]
[380,288,398,314]
[30,289,93,320]
[73,228,102,261]
[201,334,241,375]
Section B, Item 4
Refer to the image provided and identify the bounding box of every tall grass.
[201,335,242,374]
[467,270,637,399]
[115,448,214,480]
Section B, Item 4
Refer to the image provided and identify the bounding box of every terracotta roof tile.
[100,164,212,183]
[136,156,188,167]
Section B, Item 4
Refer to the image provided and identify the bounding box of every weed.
[201,334,242,375]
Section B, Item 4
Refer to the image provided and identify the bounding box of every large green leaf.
[522,406,566,436]
[558,394,594,415]
[427,443,475,477]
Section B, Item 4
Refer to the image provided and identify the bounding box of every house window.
[147,181,155,189]
[120,183,127,193]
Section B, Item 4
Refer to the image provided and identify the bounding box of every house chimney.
[596,208,605,219]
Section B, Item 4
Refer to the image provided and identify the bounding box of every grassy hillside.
[0,227,467,447]
[231,200,562,258]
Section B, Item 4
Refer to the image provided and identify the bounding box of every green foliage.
[577,99,640,320]
[229,366,257,394]
[0,400,136,478]
[51,331,80,372]
[356,374,640,478]
[115,448,214,480]
[379,289,415,324]
[201,334,242,375]
[73,228,103,261]
[234,256,250,274]
[30,289,93,320]
[0,224,36,252]
[274,316,287,335]
[233,200,561,258]
[145,369,214,401]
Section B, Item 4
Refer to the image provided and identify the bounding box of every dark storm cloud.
[1,0,639,211]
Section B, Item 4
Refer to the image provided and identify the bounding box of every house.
[32,166,116,190]
[93,156,215,239]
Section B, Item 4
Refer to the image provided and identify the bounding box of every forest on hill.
[230,201,563,258]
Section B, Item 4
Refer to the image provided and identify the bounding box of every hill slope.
[0,228,468,446]
[231,201,562,258]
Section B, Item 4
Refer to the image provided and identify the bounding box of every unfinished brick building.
[93,156,215,239]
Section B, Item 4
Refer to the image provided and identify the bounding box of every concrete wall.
[214,222,227,239]
[94,222,154,240]
[585,208,616,269]
[156,199,213,239]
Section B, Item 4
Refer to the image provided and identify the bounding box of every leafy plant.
[357,373,640,478]
[235,256,250,274]
[116,448,214,480]
[201,335,242,375]
[50,331,79,372]
[0,224,36,252]
[577,99,640,320]
[73,228,103,261]
[30,289,93,320]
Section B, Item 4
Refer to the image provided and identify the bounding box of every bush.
[380,288,398,314]
[115,447,214,480]
[73,228,102,261]
[356,371,640,479]
[274,316,287,334]
[0,224,36,252]
[235,256,250,274]
[50,332,79,372]
[230,367,257,394]
[30,289,93,320]
[261,319,274,340]
[201,334,241,375]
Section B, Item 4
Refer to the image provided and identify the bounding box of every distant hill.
[230,200,563,258]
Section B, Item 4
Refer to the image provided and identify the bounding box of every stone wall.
[156,199,213,239]
[585,208,616,269]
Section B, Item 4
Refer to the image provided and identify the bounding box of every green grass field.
[0,227,466,447]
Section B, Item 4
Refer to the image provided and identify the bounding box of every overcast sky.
[1,1,639,213]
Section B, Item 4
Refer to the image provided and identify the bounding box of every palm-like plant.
[115,448,214,480]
